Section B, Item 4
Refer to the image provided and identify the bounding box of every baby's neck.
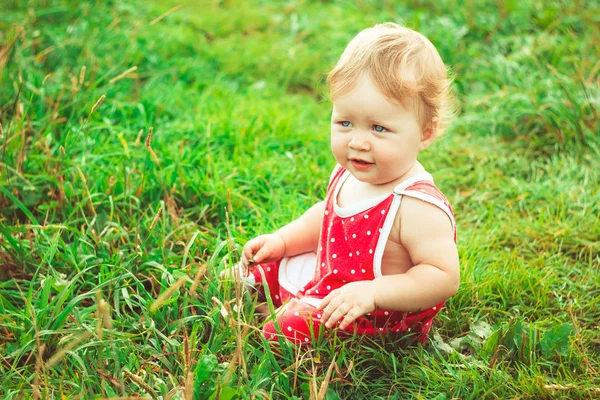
[338,163,430,208]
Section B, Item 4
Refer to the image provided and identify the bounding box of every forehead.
[332,76,411,119]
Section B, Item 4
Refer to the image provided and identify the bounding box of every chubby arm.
[242,201,325,265]
[372,196,460,311]
[276,201,325,257]
[319,196,459,329]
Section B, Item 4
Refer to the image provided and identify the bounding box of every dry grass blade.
[0,26,23,72]
[544,384,600,393]
[79,65,86,85]
[149,276,188,312]
[135,129,144,146]
[317,356,336,400]
[568,304,597,374]
[145,126,160,164]
[76,166,97,216]
[184,371,193,400]
[109,66,138,84]
[46,331,92,369]
[150,5,183,25]
[123,369,158,400]
[97,368,123,390]
[189,264,207,297]
[149,206,163,230]
[91,94,106,114]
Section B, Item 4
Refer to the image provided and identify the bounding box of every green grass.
[1,0,599,398]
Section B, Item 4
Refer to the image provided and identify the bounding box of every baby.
[226,23,459,346]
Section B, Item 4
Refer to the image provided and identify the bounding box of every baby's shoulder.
[390,181,456,243]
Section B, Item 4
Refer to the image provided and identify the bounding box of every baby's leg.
[262,299,325,346]
[221,259,294,309]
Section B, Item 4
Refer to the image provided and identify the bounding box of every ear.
[419,117,438,150]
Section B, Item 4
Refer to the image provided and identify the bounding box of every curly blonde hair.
[328,23,455,138]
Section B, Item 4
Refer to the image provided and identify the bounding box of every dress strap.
[396,181,456,234]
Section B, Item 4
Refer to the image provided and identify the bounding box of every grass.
[0,0,599,398]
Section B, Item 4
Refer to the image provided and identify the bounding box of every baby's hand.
[241,234,286,267]
[317,281,377,330]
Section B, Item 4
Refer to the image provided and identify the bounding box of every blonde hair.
[328,23,455,138]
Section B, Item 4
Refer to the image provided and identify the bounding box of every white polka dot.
[381,210,385,214]
[408,328,411,332]
[369,249,373,254]
[315,289,319,294]
[364,215,369,219]
[356,251,360,256]
[317,314,322,319]
[304,337,309,342]
[321,262,325,267]
[379,328,383,331]
[350,269,355,274]
[287,326,293,332]
[349,253,352,257]
[325,210,329,215]
[367,312,371,316]
[367,231,371,235]
[433,307,437,310]
[331,238,335,243]
[294,312,300,316]
[361,269,366,273]
[320,246,323,251]
[267,267,271,272]
[333,269,338,274]
[275,295,279,299]
[350,217,354,222]
[326,285,331,290]
[384,311,389,315]
[352,234,356,239]
[332,254,337,259]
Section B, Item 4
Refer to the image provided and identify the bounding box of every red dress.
[247,166,456,346]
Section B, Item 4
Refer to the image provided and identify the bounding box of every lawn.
[0,0,599,398]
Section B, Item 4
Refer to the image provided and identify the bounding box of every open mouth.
[350,158,373,170]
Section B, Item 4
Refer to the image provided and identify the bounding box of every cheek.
[330,134,346,149]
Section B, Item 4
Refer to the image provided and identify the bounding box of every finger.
[246,237,268,263]
[252,243,273,263]
[338,309,360,330]
[317,291,336,310]
[323,302,351,329]
[324,303,351,329]
[243,238,263,264]
[317,291,340,322]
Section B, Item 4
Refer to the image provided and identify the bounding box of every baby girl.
[225,23,459,346]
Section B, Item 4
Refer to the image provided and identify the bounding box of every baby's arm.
[372,196,460,311]
[242,201,325,265]
[319,197,459,329]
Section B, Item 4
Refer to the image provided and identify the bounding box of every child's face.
[330,75,429,186]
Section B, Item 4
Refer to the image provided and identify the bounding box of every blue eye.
[340,121,352,127]
[373,125,387,133]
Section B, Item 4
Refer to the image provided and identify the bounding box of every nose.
[348,130,370,151]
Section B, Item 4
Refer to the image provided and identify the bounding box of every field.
[1,0,599,398]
